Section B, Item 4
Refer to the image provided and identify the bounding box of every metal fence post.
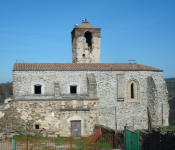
[25,122,28,150]
[137,130,139,150]
[70,136,72,150]
[116,122,118,149]
[12,139,16,150]
[124,126,126,150]
[25,136,28,150]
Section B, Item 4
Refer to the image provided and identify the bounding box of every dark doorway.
[71,120,81,137]
[70,86,77,94]
[35,86,41,94]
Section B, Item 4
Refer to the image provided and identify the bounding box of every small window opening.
[82,54,85,57]
[35,124,39,129]
[70,86,77,94]
[35,86,41,94]
[84,105,87,109]
[84,37,86,43]
[131,83,134,99]
[84,31,92,47]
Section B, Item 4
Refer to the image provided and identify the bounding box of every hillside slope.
[166,78,175,98]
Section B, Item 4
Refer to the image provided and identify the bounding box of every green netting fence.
[126,127,139,150]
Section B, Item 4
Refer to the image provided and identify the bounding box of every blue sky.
[0,0,175,83]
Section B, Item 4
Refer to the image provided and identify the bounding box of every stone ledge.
[12,98,99,101]
[117,98,124,101]
[48,135,58,138]
[60,108,90,111]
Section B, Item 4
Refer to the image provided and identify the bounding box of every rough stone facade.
[11,70,169,131]
[0,100,99,136]
[0,21,170,137]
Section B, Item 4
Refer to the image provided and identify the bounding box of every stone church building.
[0,21,169,137]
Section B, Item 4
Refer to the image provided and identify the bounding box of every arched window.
[126,78,140,102]
[131,83,134,99]
[84,31,92,47]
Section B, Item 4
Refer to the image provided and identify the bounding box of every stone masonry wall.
[72,28,101,63]
[0,100,99,136]
[13,71,88,98]
[72,36,100,63]
[11,70,169,132]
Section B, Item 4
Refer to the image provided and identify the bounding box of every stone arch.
[84,31,92,47]
[147,76,157,126]
[83,30,93,35]
[126,78,140,102]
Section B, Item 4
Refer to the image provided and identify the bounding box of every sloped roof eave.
[12,63,163,72]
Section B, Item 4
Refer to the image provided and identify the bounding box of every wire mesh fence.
[0,134,115,150]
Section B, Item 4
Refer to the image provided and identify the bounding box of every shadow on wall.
[140,129,175,150]
[168,97,175,125]
[118,129,175,150]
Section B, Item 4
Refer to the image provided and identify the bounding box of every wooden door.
[71,120,81,137]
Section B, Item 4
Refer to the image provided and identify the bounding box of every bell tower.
[71,20,101,63]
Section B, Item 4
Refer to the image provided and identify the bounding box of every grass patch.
[163,125,175,130]
[16,136,112,149]
[1,136,114,150]
[13,134,34,137]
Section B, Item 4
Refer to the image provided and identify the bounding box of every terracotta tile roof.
[13,63,163,71]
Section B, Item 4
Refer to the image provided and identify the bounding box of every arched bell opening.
[84,31,92,47]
